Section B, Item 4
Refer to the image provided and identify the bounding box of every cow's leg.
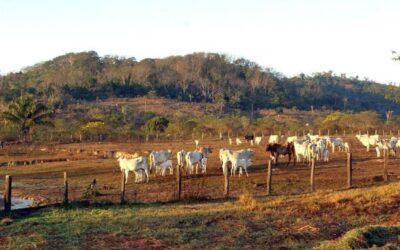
[293,153,296,166]
[161,168,165,176]
[145,170,149,183]
[125,170,129,184]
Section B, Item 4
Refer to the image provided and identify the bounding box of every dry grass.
[0,135,400,248]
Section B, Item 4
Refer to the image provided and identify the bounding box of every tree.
[2,96,53,141]
[145,116,169,139]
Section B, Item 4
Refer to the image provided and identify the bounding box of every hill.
[1,51,399,114]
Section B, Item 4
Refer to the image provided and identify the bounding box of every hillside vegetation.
[1,51,399,113]
[1,181,399,249]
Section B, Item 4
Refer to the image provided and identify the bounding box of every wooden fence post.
[224,167,230,198]
[63,172,68,205]
[121,171,126,203]
[383,149,388,182]
[343,130,346,137]
[266,160,272,195]
[347,153,352,188]
[176,164,182,200]
[310,157,315,192]
[4,175,12,213]
[375,130,377,135]
[327,129,330,136]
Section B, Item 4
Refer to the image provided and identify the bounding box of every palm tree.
[2,96,53,141]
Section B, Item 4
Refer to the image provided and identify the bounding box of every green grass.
[1,181,400,249]
[317,225,400,249]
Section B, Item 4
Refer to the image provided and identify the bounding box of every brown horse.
[266,143,296,166]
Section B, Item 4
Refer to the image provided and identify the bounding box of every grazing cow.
[149,150,172,172]
[236,137,243,145]
[254,136,262,145]
[266,143,295,166]
[185,147,212,174]
[268,135,279,144]
[116,155,149,184]
[155,160,173,176]
[244,135,254,144]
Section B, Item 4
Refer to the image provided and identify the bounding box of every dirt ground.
[0,135,399,207]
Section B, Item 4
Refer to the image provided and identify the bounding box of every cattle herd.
[114,132,400,184]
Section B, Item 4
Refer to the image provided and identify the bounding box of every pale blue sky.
[1,0,399,83]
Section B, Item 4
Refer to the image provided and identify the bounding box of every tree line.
[0,51,399,113]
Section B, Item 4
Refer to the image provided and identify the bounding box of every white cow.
[185,147,212,174]
[307,142,318,162]
[322,148,329,162]
[254,136,262,145]
[356,134,379,152]
[231,149,254,177]
[376,139,397,158]
[330,138,345,153]
[176,150,186,168]
[149,150,172,172]
[294,140,310,162]
[117,155,149,184]
[268,135,278,144]
[155,160,173,176]
[220,149,254,177]
[219,148,232,175]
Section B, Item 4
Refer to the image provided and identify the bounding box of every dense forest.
[0,51,399,113]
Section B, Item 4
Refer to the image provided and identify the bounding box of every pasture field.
[0,135,400,249]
